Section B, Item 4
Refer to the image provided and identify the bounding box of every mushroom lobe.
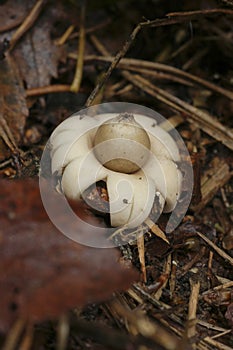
[93,113,151,174]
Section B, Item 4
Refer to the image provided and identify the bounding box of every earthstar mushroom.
[50,112,182,228]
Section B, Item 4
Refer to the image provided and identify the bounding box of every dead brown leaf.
[0,54,28,160]
[0,0,27,33]
[10,0,61,88]
[0,178,138,333]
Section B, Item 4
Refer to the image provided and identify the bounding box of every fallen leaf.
[0,178,138,333]
[12,1,61,88]
[0,0,27,33]
[0,54,28,160]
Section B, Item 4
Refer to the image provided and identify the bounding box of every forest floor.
[0,1,232,349]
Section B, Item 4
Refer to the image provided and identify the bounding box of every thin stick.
[85,24,142,106]
[84,8,233,107]
[57,314,70,350]
[197,319,230,332]
[18,323,34,350]
[167,9,233,17]
[204,336,233,350]
[70,1,86,93]
[187,274,200,348]
[145,218,169,244]
[56,25,75,46]
[137,234,147,283]
[80,55,233,101]
[122,72,233,151]
[196,231,233,266]
[111,299,180,350]
[204,280,233,293]
[211,329,232,339]
[26,84,72,97]
[2,319,25,350]
[9,0,46,51]
[70,19,111,39]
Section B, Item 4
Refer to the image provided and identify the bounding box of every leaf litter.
[0,0,233,349]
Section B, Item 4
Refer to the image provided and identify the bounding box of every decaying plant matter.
[0,0,232,349]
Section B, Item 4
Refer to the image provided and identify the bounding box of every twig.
[182,48,208,71]
[85,24,142,106]
[84,9,233,107]
[137,234,147,283]
[110,299,182,350]
[0,158,12,169]
[196,231,233,266]
[121,72,233,151]
[145,218,169,244]
[89,35,109,56]
[8,0,46,51]
[26,84,73,97]
[18,323,34,350]
[70,1,86,93]
[57,314,69,350]
[55,25,75,46]
[167,9,233,17]
[197,319,230,332]
[70,19,112,39]
[169,257,177,299]
[80,55,233,101]
[2,319,25,350]
[123,66,194,86]
[70,315,152,349]
[211,329,232,339]
[178,247,206,278]
[191,159,232,212]
[187,274,200,348]
[204,280,233,293]
[203,336,233,350]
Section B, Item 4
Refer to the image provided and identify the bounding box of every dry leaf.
[0,54,28,160]
[12,1,60,88]
[0,178,138,333]
[0,0,27,33]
